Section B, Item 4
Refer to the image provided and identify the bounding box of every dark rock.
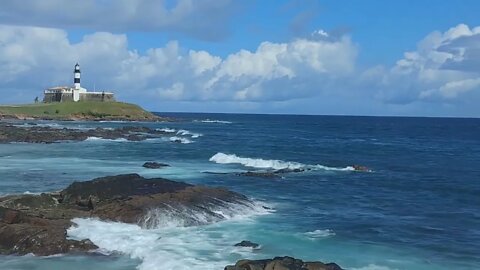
[236,168,309,179]
[126,134,143,141]
[202,171,230,175]
[119,126,151,133]
[142,162,170,169]
[0,174,251,256]
[304,262,344,270]
[224,256,344,270]
[61,174,190,202]
[234,240,260,248]
[274,168,306,174]
[0,207,97,256]
[236,171,279,178]
[353,165,370,172]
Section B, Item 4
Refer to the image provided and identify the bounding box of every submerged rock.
[274,168,307,174]
[235,168,308,179]
[234,240,260,249]
[0,173,252,256]
[142,162,170,169]
[225,256,343,270]
[352,165,370,172]
[236,171,279,178]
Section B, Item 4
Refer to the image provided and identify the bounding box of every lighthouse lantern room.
[74,63,81,89]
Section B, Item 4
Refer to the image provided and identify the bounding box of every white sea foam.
[304,229,336,239]
[351,265,397,270]
[23,191,41,195]
[209,153,354,172]
[68,200,272,270]
[176,129,202,138]
[157,128,176,133]
[169,136,193,144]
[85,137,128,142]
[25,123,62,128]
[140,199,272,229]
[198,119,232,124]
[210,152,303,170]
[13,122,94,130]
[69,218,231,270]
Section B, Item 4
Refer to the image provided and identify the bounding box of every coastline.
[0,173,345,270]
[0,173,252,256]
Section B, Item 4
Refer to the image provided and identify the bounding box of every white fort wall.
[43,91,115,103]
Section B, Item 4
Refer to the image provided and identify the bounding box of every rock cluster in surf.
[234,240,260,248]
[0,173,250,256]
[225,256,343,270]
[142,161,170,169]
[0,123,177,143]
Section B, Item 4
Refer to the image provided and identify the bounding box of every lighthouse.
[43,63,116,103]
[72,63,81,101]
[74,63,81,89]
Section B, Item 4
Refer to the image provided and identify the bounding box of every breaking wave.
[67,200,272,270]
[157,128,202,139]
[304,229,336,239]
[176,129,202,138]
[23,191,41,195]
[169,136,193,144]
[157,127,176,133]
[197,119,232,124]
[139,199,272,229]
[85,137,128,142]
[209,152,354,171]
[351,265,397,270]
[98,120,138,123]
[13,122,94,130]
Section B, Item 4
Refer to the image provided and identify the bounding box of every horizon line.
[151,111,480,120]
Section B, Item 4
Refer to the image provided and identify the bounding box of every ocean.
[0,113,479,270]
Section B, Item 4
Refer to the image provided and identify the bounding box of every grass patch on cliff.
[0,101,159,120]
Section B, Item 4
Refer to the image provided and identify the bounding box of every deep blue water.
[0,114,479,270]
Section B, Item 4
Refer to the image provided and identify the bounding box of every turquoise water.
[0,114,479,270]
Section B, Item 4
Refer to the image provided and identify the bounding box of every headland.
[0,101,163,121]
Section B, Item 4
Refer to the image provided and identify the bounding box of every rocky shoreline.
[0,123,176,143]
[0,173,345,269]
[0,113,165,122]
[0,174,251,255]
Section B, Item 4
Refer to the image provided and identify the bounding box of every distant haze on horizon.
[0,0,479,117]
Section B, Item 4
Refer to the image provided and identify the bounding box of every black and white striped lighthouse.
[74,63,81,90]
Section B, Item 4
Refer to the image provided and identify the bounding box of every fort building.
[43,63,115,103]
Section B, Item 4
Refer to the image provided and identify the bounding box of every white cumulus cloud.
[370,24,480,104]
[0,25,358,105]
[0,0,239,41]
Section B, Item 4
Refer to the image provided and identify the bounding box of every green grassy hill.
[0,101,161,121]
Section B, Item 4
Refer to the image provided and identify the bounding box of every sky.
[0,0,479,117]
